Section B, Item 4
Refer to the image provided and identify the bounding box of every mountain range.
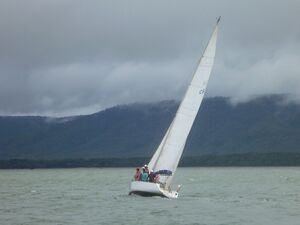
[0,95,299,160]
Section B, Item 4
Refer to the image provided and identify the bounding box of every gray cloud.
[0,0,299,116]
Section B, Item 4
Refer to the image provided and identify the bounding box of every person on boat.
[153,173,160,183]
[148,170,160,183]
[144,164,149,174]
[140,167,149,182]
[149,171,157,183]
[148,170,154,182]
[134,167,141,181]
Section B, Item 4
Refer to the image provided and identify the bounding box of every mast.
[148,18,220,188]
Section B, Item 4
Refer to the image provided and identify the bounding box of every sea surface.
[0,167,299,225]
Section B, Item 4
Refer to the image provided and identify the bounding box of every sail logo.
[199,89,206,95]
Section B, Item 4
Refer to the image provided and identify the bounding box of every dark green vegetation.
[1,153,300,169]
[0,95,300,168]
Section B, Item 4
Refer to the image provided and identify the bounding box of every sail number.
[199,89,206,95]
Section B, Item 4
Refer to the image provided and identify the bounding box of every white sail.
[148,19,219,188]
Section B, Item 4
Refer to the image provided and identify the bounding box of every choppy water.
[0,167,299,225]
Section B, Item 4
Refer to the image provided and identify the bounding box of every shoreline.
[1,152,300,169]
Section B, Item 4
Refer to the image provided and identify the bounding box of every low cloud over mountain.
[0,1,300,116]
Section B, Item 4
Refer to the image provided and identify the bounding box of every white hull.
[129,181,178,199]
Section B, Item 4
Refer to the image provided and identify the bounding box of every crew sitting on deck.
[134,164,160,183]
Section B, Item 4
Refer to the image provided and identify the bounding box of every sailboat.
[129,17,220,198]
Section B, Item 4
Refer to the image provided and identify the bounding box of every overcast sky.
[0,0,299,116]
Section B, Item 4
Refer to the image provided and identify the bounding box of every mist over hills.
[0,95,299,160]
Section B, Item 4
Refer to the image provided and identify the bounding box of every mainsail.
[148,18,220,188]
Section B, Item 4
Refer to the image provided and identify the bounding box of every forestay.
[148,19,220,188]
